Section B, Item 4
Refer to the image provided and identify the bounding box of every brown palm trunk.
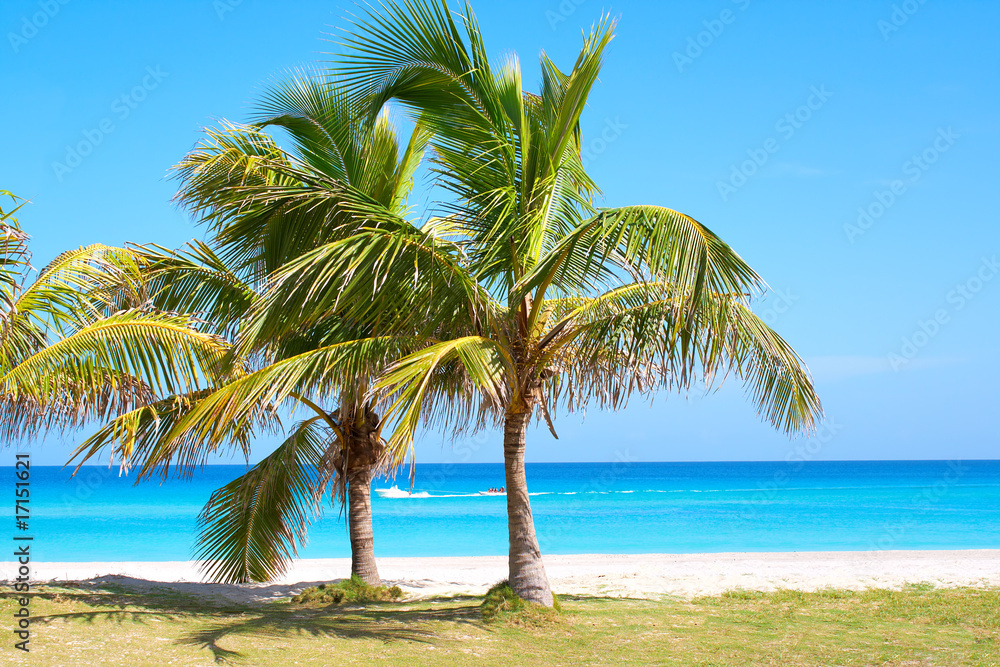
[503,407,554,606]
[348,467,381,585]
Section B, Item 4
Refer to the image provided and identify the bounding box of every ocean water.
[5,460,999,561]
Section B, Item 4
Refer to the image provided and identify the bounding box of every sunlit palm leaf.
[542,283,820,433]
[237,225,498,351]
[68,388,269,481]
[138,241,255,337]
[164,337,412,452]
[2,310,229,406]
[195,417,333,583]
[374,336,514,458]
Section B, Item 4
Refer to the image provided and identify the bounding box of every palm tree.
[0,191,224,444]
[248,1,819,606]
[70,72,434,585]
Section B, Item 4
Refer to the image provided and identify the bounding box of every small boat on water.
[374,485,430,498]
[478,490,506,496]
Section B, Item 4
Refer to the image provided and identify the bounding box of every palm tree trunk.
[348,467,381,585]
[503,408,554,607]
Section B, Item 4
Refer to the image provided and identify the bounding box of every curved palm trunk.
[347,466,380,585]
[503,408,554,607]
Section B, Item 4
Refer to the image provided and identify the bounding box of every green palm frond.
[0,243,148,384]
[706,298,821,434]
[236,225,498,352]
[2,310,230,407]
[337,2,614,292]
[542,283,821,433]
[68,388,269,480]
[195,417,333,583]
[0,368,154,444]
[390,119,432,214]
[251,68,357,184]
[0,191,31,303]
[515,206,764,321]
[163,337,412,452]
[374,336,514,459]
[138,241,255,337]
[13,244,148,336]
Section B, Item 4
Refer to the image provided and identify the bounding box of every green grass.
[480,580,561,626]
[291,575,403,605]
[1,583,998,666]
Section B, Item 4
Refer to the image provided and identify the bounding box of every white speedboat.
[375,485,430,498]
[478,491,506,496]
[375,485,412,498]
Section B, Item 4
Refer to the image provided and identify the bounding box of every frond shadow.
[21,580,486,664]
[176,609,438,664]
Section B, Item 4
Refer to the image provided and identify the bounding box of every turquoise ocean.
[7,460,1000,561]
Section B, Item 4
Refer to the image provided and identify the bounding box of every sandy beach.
[4,550,997,605]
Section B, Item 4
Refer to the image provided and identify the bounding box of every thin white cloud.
[804,355,961,381]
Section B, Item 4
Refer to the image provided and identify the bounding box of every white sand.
[3,550,998,605]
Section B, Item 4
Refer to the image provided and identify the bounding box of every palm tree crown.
[70,71,436,585]
[299,1,821,605]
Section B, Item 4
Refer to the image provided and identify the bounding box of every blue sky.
[2,0,998,466]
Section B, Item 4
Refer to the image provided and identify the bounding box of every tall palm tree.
[0,191,224,444]
[226,1,822,606]
[70,72,434,585]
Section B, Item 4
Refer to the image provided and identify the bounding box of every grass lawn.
[1,583,997,665]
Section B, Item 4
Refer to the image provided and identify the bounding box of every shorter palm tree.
[70,72,441,585]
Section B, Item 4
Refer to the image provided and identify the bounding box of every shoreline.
[3,550,998,604]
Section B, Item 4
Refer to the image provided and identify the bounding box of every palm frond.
[68,388,270,481]
[515,205,765,322]
[1,310,230,409]
[138,241,255,337]
[237,225,498,352]
[0,368,154,444]
[195,417,333,583]
[542,283,821,434]
[163,337,412,452]
[13,243,147,338]
[374,336,514,460]
[0,192,31,305]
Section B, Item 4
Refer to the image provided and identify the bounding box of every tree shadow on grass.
[178,598,488,663]
[175,608,439,663]
[27,582,487,664]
